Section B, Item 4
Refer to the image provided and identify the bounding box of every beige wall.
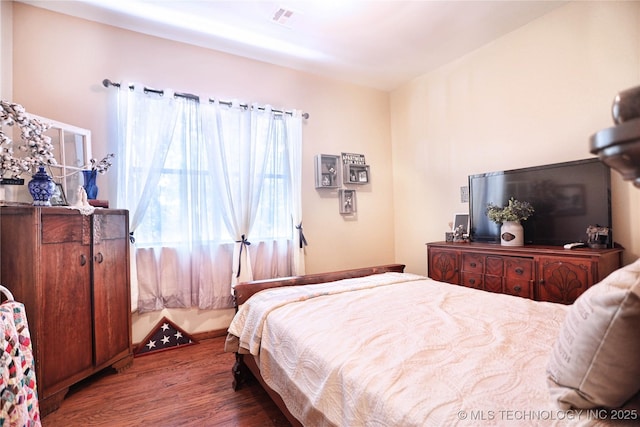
[10,2,396,341]
[0,1,12,100]
[9,2,640,341]
[391,1,640,275]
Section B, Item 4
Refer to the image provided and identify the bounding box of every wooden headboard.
[233,263,406,306]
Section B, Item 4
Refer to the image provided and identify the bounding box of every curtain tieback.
[235,234,251,278]
[295,222,308,248]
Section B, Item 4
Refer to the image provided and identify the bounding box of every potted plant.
[486,197,534,246]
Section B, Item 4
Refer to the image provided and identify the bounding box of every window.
[111,88,303,312]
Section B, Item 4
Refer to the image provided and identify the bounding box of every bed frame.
[230,263,406,426]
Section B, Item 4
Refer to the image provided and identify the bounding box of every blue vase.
[82,170,98,200]
[28,166,56,206]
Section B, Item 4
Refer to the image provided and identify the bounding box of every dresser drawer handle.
[515,267,524,275]
[95,252,104,264]
[80,254,87,266]
[513,285,522,293]
[470,262,476,268]
[469,278,476,285]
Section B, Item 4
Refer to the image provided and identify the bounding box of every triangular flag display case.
[134,316,198,357]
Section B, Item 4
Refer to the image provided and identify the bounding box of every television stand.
[426,241,623,304]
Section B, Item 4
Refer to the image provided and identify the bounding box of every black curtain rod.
[102,79,309,119]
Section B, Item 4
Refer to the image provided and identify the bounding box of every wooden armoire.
[0,206,133,416]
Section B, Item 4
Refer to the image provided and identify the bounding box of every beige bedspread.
[227,273,623,426]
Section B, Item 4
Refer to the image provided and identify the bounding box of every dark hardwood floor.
[42,335,291,426]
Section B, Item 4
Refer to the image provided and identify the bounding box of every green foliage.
[486,197,534,224]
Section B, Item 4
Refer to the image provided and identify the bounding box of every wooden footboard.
[231,264,406,425]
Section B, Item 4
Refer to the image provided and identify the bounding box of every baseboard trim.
[192,328,228,341]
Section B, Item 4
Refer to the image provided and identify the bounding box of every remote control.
[563,242,586,249]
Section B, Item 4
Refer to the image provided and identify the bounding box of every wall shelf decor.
[339,189,356,214]
[314,154,340,188]
[341,152,370,185]
[344,164,370,184]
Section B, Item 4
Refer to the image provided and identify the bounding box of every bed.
[225,263,640,426]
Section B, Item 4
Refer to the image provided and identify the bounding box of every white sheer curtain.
[200,101,304,285]
[114,85,179,312]
[110,85,304,313]
[285,112,306,275]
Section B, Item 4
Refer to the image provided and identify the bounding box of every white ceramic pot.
[500,221,524,246]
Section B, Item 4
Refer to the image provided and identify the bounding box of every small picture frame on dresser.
[50,183,68,206]
[452,213,469,234]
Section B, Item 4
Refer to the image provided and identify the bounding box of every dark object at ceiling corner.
[591,86,640,188]
[612,85,640,125]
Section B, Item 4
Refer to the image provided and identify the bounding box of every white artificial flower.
[0,100,57,178]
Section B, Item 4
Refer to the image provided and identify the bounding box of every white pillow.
[547,258,640,409]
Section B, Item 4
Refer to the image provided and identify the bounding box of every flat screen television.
[468,158,612,246]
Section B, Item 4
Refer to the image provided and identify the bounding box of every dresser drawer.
[461,272,483,289]
[462,253,484,273]
[41,213,88,244]
[505,258,533,280]
[503,280,532,299]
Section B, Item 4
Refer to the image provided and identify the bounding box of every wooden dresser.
[0,206,133,416]
[426,241,623,304]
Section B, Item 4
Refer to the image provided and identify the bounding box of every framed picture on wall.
[339,189,356,215]
[314,154,340,188]
[344,164,370,185]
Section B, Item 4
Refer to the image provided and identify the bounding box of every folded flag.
[134,316,198,357]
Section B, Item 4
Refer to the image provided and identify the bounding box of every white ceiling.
[20,0,567,91]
